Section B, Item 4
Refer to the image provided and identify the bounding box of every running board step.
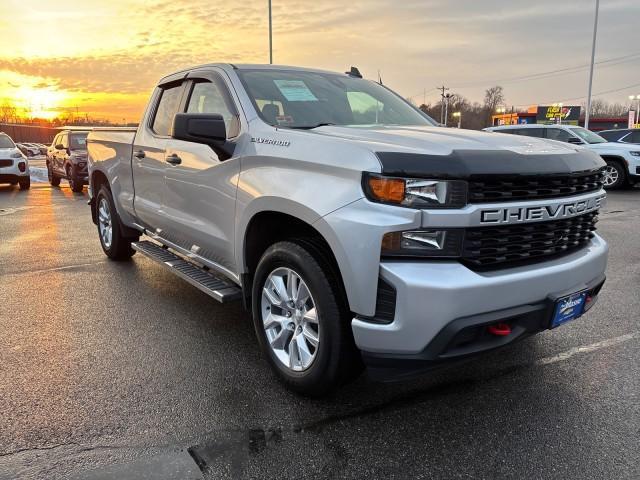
[132,240,241,303]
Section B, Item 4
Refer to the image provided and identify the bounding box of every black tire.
[19,177,30,190]
[48,163,60,186]
[96,186,137,261]
[67,166,83,193]
[251,240,362,396]
[602,161,626,190]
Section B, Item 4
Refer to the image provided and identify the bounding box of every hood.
[0,148,20,159]
[587,141,640,152]
[311,125,576,156]
[308,125,604,177]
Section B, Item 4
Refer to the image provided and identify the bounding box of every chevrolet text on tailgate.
[87,64,608,396]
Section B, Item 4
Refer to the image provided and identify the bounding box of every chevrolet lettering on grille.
[480,193,606,224]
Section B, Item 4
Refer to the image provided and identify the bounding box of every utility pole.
[268,0,273,64]
[585,0,599,130]
[437,85,449,125]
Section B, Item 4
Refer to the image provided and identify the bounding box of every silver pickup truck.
[87,63,608,395]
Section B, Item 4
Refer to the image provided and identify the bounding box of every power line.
[508,81,640,108]
[450,51,640,89]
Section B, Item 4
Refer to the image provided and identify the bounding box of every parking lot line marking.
[536,332,639,366]
[5,261,106,276]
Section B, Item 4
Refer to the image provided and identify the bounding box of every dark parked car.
[46,129,89,192]
[598,128,640,144]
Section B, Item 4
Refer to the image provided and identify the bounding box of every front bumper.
[352,234,608,377]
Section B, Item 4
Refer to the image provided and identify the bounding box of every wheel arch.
[240,207,352,313]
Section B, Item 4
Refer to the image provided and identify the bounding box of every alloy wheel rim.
[602,166,618,186]
[98,198,113,249]
[261,267,320,372]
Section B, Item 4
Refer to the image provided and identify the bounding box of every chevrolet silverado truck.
[87,64,608,395]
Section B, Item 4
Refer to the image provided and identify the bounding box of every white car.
[485,124,640,189]
[0,133,30,190]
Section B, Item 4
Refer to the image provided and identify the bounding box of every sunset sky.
[1,0,639,122]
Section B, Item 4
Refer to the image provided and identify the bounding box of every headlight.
[363,173,467,208]
[10,152,23,158]
[381,229,464,257]
[630,151,640,157]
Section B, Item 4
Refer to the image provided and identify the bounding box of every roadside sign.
[629,111,636,129]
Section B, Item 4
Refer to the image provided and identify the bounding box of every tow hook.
[487,323,512,336]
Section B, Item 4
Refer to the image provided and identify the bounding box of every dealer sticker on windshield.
[551,292,587,328]
[273,80,318,102]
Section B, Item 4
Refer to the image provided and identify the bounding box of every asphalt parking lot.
[0,182,638,480]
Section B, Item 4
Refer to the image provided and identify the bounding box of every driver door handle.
[165,153,182,165]
[133,150,145,159]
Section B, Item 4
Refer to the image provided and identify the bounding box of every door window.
[186,80,239,138]
[60,133,69,148]
[152,83,184,136]
[545,128,574,142]
[516,128,544,138]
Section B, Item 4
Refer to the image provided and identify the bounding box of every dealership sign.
[536,105,581,125]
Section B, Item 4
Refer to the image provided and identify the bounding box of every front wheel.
[19,177,30,190]
[251,240,362,396]
[602,162,626,190]
[96,186,137,260]
[67,167,83,193]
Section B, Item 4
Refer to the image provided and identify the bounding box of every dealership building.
[491,105,629,131]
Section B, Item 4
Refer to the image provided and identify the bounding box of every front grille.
[0,159,13,168]
[468,171,603,203]
[462,212,598,269]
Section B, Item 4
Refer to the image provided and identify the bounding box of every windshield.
[237,69,436,128]
[0,134,15,149]
[569,127,607,144]
[70,133,88,150]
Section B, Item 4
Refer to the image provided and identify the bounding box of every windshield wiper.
[286,122,336,130]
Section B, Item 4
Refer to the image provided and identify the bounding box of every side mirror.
[567,137,583,145]
[55,143,64,150]
[172,113,235,159]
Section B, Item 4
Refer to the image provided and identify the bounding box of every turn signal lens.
[367,176,406,203]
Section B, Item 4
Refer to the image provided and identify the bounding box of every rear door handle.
[166,154,182,165]
[133,150,145,159]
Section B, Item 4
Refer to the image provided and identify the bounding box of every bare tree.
[483,86,505,126]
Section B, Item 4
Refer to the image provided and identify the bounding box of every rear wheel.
[602,161,626,190]
[19,177,30,190]
[251,240,362,396]
[47,163,60,186]
[96,186,137,260]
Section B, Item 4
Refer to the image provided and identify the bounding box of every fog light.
[18,162,26,172]
[381,229,463,257]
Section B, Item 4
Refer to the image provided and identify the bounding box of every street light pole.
[584,0,599,130]
[631,95,640,126]
[453,112,461,128]
[268,0,273,64]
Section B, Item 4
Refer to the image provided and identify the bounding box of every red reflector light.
[487,323,511,336]
[18,162,26,172]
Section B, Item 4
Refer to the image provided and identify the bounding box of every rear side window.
[599,130,625,142]
[186,80,240,138]
[627,131,640,144]
[545,128,573,142]
[514,128,544,138]
[152,83,184,136]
